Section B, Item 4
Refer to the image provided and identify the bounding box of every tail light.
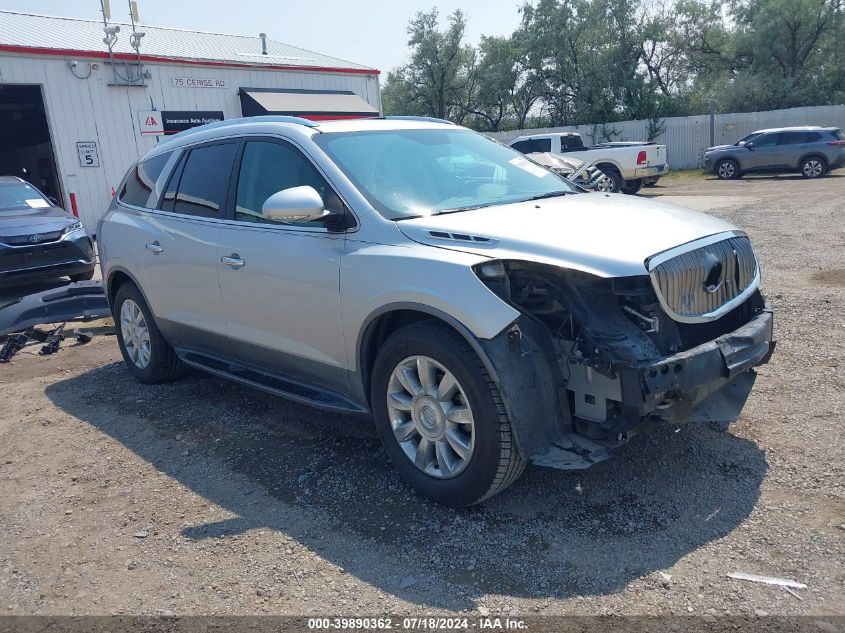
[636,150,647,165]
[827,140,845,146]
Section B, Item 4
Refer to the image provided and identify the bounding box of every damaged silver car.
[99,116,774,506]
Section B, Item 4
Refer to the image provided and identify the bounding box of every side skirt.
[176,349,370,415]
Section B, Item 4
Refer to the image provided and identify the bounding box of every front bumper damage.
[479,304,774,470]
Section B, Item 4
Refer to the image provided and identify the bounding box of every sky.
[2,0,525,73]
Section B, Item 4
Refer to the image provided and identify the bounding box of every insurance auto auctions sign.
[161,111,224,134]
[138,110,223,136]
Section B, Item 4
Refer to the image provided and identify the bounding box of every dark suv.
[0,176,95,285]
[704,126,845,179]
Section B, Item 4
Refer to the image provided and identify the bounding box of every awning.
[239,88,379,120]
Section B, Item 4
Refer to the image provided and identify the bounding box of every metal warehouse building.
[0,10,381,232]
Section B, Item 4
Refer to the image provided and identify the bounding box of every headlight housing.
[64,220,84,234]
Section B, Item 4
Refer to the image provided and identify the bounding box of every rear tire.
[800,155,827,178]
[621,178,643,194]
[601,167,624,193]
[371,321,525,506]
[113,282,186,384]
[716,159,740,180]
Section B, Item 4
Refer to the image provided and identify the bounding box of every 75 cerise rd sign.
[171,77,227,89]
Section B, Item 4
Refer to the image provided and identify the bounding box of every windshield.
[315,128,577,219]
[0,182,50,213]
[735,132,763,146]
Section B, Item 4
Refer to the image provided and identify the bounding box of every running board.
[179,351,368,414]
[0,280,110,337]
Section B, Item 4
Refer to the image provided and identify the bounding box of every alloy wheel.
[803,159,824,178]
[718,161,736,179]
[386,355,475,479]
[120,299,151,369]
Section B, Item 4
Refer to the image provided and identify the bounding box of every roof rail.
[382,116,455,125]
[157,115,319,146]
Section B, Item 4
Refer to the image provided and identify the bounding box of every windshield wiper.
[525,190,574,201]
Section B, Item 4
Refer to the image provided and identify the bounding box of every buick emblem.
[29,234,44,244]
[703,252,723,294]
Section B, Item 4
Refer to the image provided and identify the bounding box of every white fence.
[487,104,845,170]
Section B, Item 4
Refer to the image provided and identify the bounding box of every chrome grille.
[650,235,758,321]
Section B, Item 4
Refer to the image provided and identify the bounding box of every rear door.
[216,137,350,393]
[138,140,238,353]
[779,130,822,168]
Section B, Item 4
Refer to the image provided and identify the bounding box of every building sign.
[139,110,164,135]
[76,142,100,167]
[171,77,227,89]
[161,111,224,134]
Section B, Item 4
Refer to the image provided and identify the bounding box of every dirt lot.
[1,172,843,619]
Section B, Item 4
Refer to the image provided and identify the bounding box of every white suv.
[99,116,773,506]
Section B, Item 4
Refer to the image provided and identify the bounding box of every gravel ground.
[0,172,843,618]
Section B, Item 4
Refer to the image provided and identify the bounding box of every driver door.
[216,138,351,393]
[743,132,782,170]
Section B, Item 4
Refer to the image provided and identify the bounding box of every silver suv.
[704,126,845,179]
[99,116,774,506]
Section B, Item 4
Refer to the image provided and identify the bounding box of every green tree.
[381,8,477,121]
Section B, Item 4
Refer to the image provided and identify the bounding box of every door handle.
[145,242,163,254]
[221,255,245,269]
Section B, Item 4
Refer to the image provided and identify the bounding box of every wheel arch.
[355,302,505,408]
[105,266,150,313]
[798,152,828,170]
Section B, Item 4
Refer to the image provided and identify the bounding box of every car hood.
[396,193,741,278]
[705,144,735,152]
[0,206,76,237]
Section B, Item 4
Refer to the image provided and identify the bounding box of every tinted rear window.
[119,152,173,208]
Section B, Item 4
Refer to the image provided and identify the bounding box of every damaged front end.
[473,254,774,470]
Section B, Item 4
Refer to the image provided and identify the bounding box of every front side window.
[754,133,779,147]
[510,140,531,154]
[736,132,763,146]
[234,141,343,226]
[316,128,575,220]
[162,143,237,218]
[119,152,172,208]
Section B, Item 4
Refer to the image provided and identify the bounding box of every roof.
[754,126,833,133]
[147,116,458,159]
[0,10,377,74]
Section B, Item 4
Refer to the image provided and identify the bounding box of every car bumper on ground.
[0,232,95,285]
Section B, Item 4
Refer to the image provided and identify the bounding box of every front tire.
[113,282,186,384]
[371,321,525,506]
[716,159,740,180]
[800,156,827,178]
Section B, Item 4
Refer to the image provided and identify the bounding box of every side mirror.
[745,142,754,150]
[261,186,328,223]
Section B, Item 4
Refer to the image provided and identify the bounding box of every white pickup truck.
[508,132,669,194]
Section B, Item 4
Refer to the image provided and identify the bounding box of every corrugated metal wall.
[0,53,381,232]
[488,104,845,170]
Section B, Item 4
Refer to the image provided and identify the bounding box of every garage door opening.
[0,85,62,203]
